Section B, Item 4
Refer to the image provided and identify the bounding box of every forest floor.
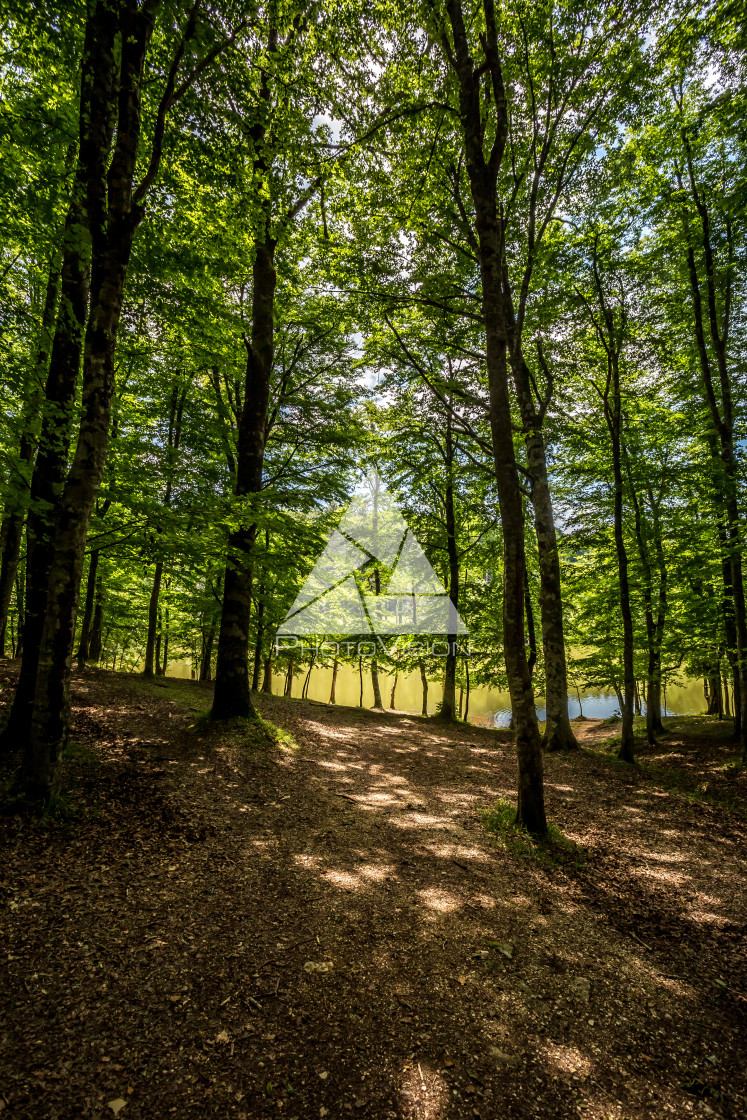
[1,664,746,1120]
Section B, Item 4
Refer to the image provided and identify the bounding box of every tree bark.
[12,2,173,798]
[76,548,99,668]
[211,230,275,720]
[0,42,107,756]
[329,658,339,705]
[302,652,315,699]
[439,413,459,720]
[284,658,294,698]
[88,572,103,663]
[0,249,63,657]
[251,590,265,691]
[261,653,273,694]
[161,606,169,677]
[677,131,746,761]
[144,562,164,678]
[443,0,546,832]
[608,359,636,762]
[419,658,428,716]
[370,657,384,710]
[508,356,577,751]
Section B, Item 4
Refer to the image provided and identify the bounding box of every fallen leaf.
[107,1101,127,1116]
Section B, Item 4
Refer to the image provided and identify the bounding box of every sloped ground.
[0,662,745,1120]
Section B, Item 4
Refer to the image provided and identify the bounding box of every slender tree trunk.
[586,251,635,763]
[440,416,459,720]
[14,566,25,658]
[358,656,363,707]
[464,658,470,723]
[284,658,294,698]
[10,1,167,797]
[89,573,103,663]
[302,652,315,699]
[76,548,99,668]
[143,382,184,677]
[0,133,97,755]
[211,235,275,720]
[144,561,164,677]
[678,142,746,762]
[371,657,384,710]
[525,585,537,680]
[0,196,68,656]
[161,607,169,677]
[390,672,398,709]
[512,387,577,750]
[154,610,163,675]
[419,658,428,716]
[706,666,721,715]
[261,653,273,694]
[329,658,338,705]
[443,0,546,832]
[200,616,216,682]
[626,465,667,747]
[609,367,636,763]
[252,593,265,690]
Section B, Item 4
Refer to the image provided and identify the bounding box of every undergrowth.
[479,799,581,867]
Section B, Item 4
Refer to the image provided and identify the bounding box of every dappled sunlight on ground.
[2,664,746,1120]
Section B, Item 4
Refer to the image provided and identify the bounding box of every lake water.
[164,659,706,726]
[268,663,705,726]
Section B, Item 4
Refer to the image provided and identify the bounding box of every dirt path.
[1,665,745,1120]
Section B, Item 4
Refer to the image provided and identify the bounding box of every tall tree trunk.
[251,592,265,691]
[88,573,103,663]
[8,0,184,798]
[76,547,99,668]
[678,132,746,761]
[14,566,25,658]
[200,616,216,682]
[464,657,470,723]
[439,414,459,720]
[608,366,636,762]
[586,247,635,762]
[161,606,169,677]
[625,455,667,746]
[525,585,537,680]
[390,672,398,710]
[143,381,185,677]
[302,652,315,699]
[370,657,384,710]
[705,665,721,715]
[261,654,273,694]
[443,0,546,832]
[144,561,164,678]
[510,361,577,750]
[0,99,100,757]
[329,658,339,705]
[419,658,428,716]
[211,235,275,720]
[0,249,63,657]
